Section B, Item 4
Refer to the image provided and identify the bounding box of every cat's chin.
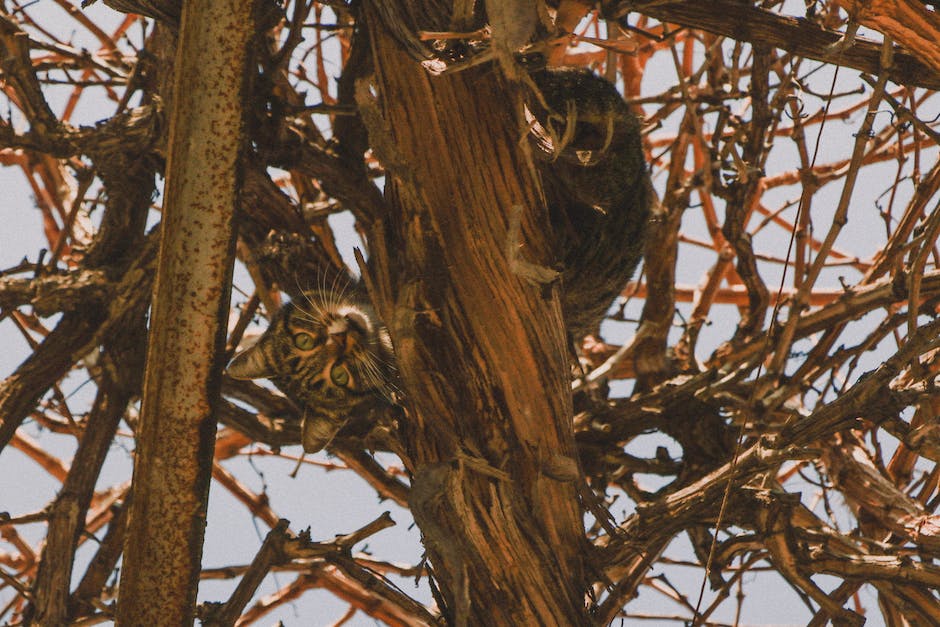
[301,411,347,453]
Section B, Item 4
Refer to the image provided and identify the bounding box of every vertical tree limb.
[28,315,146,626]
[115,0,254,623]
[363,3,590,624]
[68,493,132,620]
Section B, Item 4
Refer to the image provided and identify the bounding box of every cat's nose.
[329,331,347,351]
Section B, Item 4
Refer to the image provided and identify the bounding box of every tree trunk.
[115,0,254,623]
[363,5,590,625]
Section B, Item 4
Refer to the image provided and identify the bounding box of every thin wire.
[691,60,842,623]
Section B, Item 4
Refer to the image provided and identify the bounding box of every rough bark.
[363,4,590,624]
[620,0,940,90]
[115,0,253,623]
[835,0,940,75]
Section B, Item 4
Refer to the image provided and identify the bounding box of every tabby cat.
[228,68,650,452]
[227,286,396,452]
[527,66,652,336]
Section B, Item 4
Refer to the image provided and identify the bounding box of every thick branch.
[825,437,940,556]
[0,270,109,317]
[28,317,145,626]
[116,0,253,622]
[364,2,590,623]
[0,312,102,452]
[618,0,940,90]
[835,0,940,76]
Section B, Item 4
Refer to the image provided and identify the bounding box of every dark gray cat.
[528,67,652,336]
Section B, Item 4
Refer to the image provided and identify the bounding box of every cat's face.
[227,290,394,450]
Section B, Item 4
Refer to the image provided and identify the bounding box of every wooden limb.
[825,436,940,555]
[100,0,182,25]
[199,513,433,625]
[216,397,302,448]
[330,445,410,507]
[755,496,865,626]
[722,47,772,344]
[233,573,313,626]
[673,245,734,370]
[835,0,940,75]
[602,442,815,569]
[573,320,660,390]
[9,435,66,486]
[812,549,940,588]
[806,581,863,627]
[0,311,104,453]
[870,581,940,624]
[364,2,591,624]
[211,462,281,529]
[116,0,254,622]
[27,316,145,626]
[282,514,435,625]
[616,0,940,90]
[782,318,940,445]
[865,154,940,281]
[68,495,131,621]
[634,132,686,387]
[0,270,109,317]
[326,555,436,626]
[907,188,940,337]
[272,122,389,226]
[0,85,159,454]
[595,536,671,625]
[769,40,893,376]
[201,519,291,627]
[0,14,61,126]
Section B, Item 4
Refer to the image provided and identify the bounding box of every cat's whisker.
[299,289,326,320]
[294,276,312,305]
[360,354,402,402]
[229,284,402,453]
[336,276,353,310]
[326,272,349,313]
[366,347,398,371]
[356,354,380,379]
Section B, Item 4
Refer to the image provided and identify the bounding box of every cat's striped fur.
[227,283,396,453]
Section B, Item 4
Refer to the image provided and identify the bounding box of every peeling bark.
[363,4,590,623]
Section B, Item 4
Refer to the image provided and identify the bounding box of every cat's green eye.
[330,364,350,387]
[292,332,316,350]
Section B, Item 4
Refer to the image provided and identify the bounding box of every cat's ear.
[227,341,277,380]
